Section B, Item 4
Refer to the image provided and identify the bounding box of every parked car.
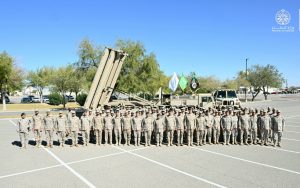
[32,97,41,103]
[65,95,75,102]
[21,97,31,103]
[42,96,49,103]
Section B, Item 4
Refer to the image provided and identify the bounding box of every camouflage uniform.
[131,115,142,146]
[69,113,80,147]
[32,113,43,147]
[142,115,154,146]
[212,114,221,144]
[17,117,31,148]
[121,115,132,145]
[204,113,213,144]
[104,114,113,145]
[43,114,55,147]
[93,113,104,146]
[185,112,196,146]
[55,116,68,147]
[271,112,284,147]
[196,114,205,146]
[221,114,232,145]
[113,115,122,145]
[153,115,165,146]
[165,114,176,146]
[80,115,91,146]
[176,113,185,146]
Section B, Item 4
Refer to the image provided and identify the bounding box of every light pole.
[245,58,249,102]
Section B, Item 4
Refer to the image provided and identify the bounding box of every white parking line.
[285,130,300,134]
[286,115,300,119]
[67,146,149,165]
[113,146,227,188]
[0,146,149,180]
[0,164,62,179]
[191,147,300,175]
[282,138,300,142]
[285,125,300,128]
[44,147,96,188]
[8,120,96,188]
[286,121,299,124]
[254,145,300,154]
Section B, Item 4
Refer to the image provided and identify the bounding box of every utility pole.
[245,58,248,102]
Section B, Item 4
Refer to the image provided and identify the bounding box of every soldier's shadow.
[11,141,22,147]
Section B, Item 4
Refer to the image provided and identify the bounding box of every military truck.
[212,89,241,108]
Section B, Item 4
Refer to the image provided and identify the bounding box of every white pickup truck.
[212,89,241,108]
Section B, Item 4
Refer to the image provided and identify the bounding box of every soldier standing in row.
[185,108,196,146]
[176,111,185,146]
[132,111,142,146]
[259,110,271,146]
[17,113,31,149]
[122,112,132,146]
[80,111,91,146]
[231,111,239,145]
[43,110,55,148]
[249,110,258,145]
[239,110,250,145]
[165,109,176,146]
[104,110,113,145]
[154,113,165,147]
[221,111,232,145]
[196,111,205,146]
[93,109,104,146]
[113,111,122,146]
[55,111,68,147]
[88,110,94,143]
[142,112,154,147]
[204,111,213,145]
[212,111,221,144]
[69,110,80,147]
[271,110,284,147]
[32,110,43,147]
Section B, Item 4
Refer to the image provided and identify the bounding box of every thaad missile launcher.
[84,48,128,109]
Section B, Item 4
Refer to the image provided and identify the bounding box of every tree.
[48,92,63,105]
[67,68,85,98]
[76,93,87,106]
[222,79,238,90]
[50,65,73,108]
[27,67,53,103]
[76,38,103,69]
[0,51,23,108]
[196,75,222,93]
[248,64,284,100]
[115,39,168,96]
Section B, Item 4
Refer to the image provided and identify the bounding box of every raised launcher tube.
[84,48,128,109]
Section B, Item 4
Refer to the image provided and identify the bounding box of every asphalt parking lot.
[0,95,299,188]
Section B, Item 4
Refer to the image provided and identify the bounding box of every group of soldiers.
[17,106,285,149]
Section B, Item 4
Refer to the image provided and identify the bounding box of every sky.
[0,0,299,86]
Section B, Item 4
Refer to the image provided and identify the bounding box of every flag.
[179,74,188,91]
[190,74,199,91]
[169,72,179,92]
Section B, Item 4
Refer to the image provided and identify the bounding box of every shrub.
[49,92,63,105]
[76,93,87,106]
